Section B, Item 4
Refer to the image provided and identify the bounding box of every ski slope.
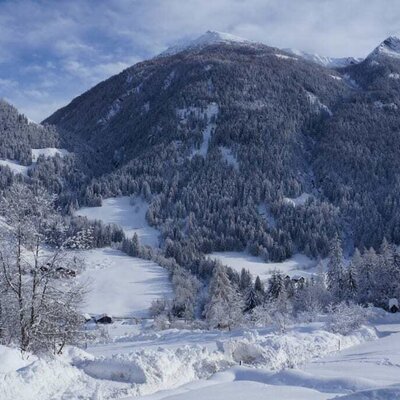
[210,252,317,280]
[77,247,172,318]
[76,196,160,247]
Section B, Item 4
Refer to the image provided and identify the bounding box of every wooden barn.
[95,313,113,324]
[389,298,399,313]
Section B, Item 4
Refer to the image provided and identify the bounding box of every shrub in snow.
[249,300,294,333]
[153,314,171,330]
[325,302,371,335]
[149,298,168,317]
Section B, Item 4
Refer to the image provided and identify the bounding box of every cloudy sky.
[1,0,399,121]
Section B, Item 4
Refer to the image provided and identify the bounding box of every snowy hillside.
[0,159,29,176]
[76,196,160,248]
[0,147,69,176]
[77,248,172,317]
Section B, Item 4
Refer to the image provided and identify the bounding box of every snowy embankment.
[210,252,317,280]
[76,196,160,248]
[0,321,379,399]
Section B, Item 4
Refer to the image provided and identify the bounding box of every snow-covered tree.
[326,235,345,301]
[0,183,86,354]
[204,265,243,329]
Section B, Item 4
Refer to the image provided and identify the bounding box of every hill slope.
[42,33,400,265]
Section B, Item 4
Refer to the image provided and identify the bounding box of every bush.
[325,302,371,335]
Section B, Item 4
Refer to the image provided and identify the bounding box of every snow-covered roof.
[389,298,399,308]
[95,313,112,321]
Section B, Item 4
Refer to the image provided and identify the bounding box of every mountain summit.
[160,30,251,56]
[368,36,400,59]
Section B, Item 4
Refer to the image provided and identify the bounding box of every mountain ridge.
[5,32,400,264]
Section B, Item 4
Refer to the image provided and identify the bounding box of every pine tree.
[327,235,345,301]
[267,270,285,300]
[239,268,252,293]
[204,266,243,329]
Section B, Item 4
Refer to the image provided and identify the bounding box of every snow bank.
[338,386,400,399]
[80,345,232,396]
[0,345,36,373]
[80,326,376,397]
[220,326,377,369]
[0,325,378,399]
[0,358,94,400]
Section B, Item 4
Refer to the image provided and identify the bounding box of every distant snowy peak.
[368,36,400,60]
[160,30,252,57]
[285,48,362,68]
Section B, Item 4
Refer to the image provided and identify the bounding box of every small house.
[95,313,113,324]
[389,298,399,313]
[83,313,93,323]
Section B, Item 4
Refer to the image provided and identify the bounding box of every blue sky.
[1,0,399,121]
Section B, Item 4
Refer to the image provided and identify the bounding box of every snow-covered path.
[139,316,400,399]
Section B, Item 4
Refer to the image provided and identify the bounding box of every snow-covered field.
[77,247,172,318]
[209,252,317,280]
[0,159,30,176]
[31,148,70,162]
[3,313,400,400]
[76,196,160,248]
[0,148,69,176]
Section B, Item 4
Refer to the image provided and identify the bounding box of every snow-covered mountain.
[159,30,252,57]
[3,31,400,400]
[285,48,362,68]
[160,30,363,68]
[367,35,400,59]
